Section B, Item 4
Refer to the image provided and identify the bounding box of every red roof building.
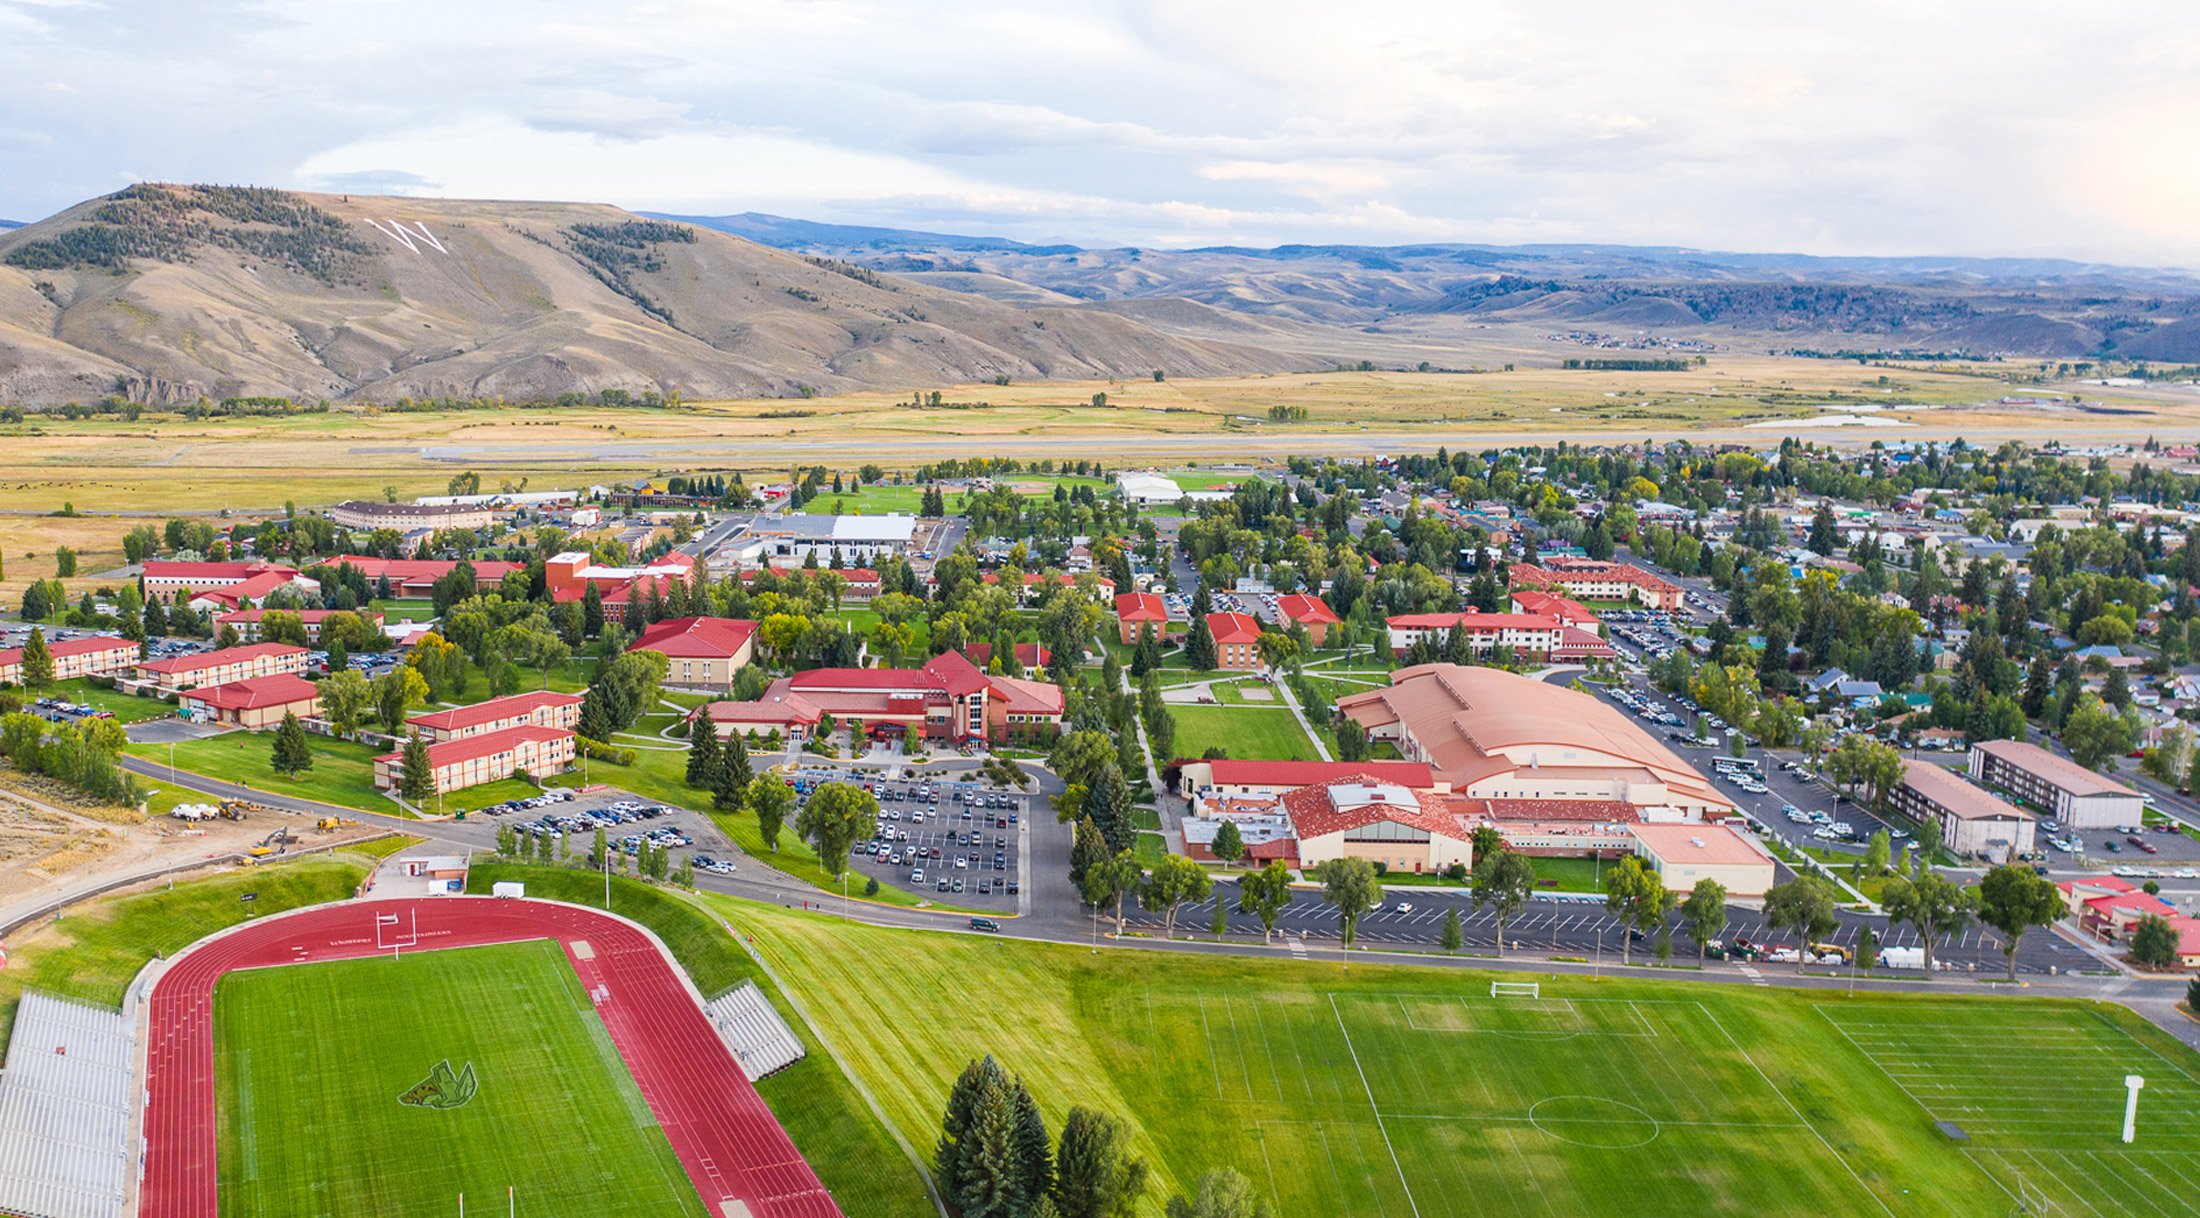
[1204,612,1263,670]
[177,674,322,729]
[374,725,576,796]
[1178,758,1441,798]
[696,651,1063,744]
[407,690,585,742]
[1508,589,1600,629]
[141,560,313,599]
[1385,612,1603,660]
[1511,559,1685,611]
[1115,592,1168,644]
[1274,594,1342,646]
[626,616,757,692]
[322,557,525,597]
[215,607,386,644]
[1279,777,1474,873]
[0,635,137,685]
[135,643,309,690]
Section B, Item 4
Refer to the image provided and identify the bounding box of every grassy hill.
[0,185,1309,407]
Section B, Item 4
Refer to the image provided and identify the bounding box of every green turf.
[1168,704,1319,762]
[213,939,708,1218]
[721,903,2200,1218]
[125,731,391,811]
[466,866,936,1217]
[0,858,363,1056]
[39,677,175,722]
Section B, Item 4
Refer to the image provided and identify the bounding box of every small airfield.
[212,939,706,1218]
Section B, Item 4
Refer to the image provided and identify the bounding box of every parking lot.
[486,788,720,874]
[789,767,1028,910]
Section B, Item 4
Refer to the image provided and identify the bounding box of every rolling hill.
[0,186,1309,407]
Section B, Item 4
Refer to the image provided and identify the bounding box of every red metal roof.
[137,643,306,674]
[1280,778,1463,840]
[408,690,583,733]
[1275,594,1341,626]
[627,616,758,659]
[0,635,135,666]
[179,673,320,711]
[1115,592,1167,622]
[1201,759,1435,788]
[1206,612,1262,645]
[1388,612,1561,631]
[376,724,573,767]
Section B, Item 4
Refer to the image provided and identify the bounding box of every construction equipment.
[315,816,358,832]
[216,800,252,821]
[247,828,294,859]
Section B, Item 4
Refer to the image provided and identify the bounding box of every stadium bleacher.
[704,982,806,1082]
[0,991,133,1218]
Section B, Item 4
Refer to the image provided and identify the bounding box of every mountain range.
[5,186,2200,409]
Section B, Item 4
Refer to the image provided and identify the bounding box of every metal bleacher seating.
[0,991,133,1218]
[703,981,806,1082]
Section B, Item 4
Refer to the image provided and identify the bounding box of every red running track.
[139,896,843,1218]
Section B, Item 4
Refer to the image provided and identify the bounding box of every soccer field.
[212,939,707,1218]
[725,902,2200,1218]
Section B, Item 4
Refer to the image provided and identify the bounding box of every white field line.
[1701,1001,1897,1218]
[1329,993,1421,1218]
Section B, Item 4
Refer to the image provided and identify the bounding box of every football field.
[212,939,707,1218]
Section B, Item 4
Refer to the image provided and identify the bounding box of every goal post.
[1490,981,1540,999]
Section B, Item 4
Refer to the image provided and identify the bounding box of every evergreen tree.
[20,628,53,688]
[1011,1078,1054,1207]
[1183,616,1217,672]
[686,712,721,785]
[399,732,435,802]
[1069,815,1109,889]
[1087,763,1135,854]
[936,1057,1005,1205]
[954,1075,1025,1218]
[1051,1107,1148,1218]
[582,580,606,638]
[711,733,753,811]
[270,710,314,777]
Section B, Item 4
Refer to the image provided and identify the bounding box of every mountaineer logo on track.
[397,1059,479,1110]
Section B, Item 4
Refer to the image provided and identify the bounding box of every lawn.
[213,939,709,1218]
[126,730,393,812]
[0,857,363,1055]
[39,678,175,723]
[468,866,934,1217]
[799,485,929,515]
[1168,704,1319,762]
[723,903,2200,1218]
[370,598,440,622]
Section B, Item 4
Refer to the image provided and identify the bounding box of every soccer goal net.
[1490,981,1540,999]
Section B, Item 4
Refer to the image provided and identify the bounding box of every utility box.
[492,881,525,899]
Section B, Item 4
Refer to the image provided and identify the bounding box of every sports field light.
[2124,1075,2145,1144]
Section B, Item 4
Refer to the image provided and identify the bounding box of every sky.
[5,0,2200,263]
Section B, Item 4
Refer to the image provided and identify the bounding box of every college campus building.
[407,690,585,743]
[1282,779,1475,874]
[1384,611,1613,661]
[374,726,577,795]
[213,607,387,643]
[545,551,702,624]
[140,560,317,601]
[1627,823,1777,897]
[0,635,138,686]
[2061,876,2200,969]
[626,616,758,693]
[1510,559,1686,611]
[692,651,1063,744]
[1894,759,2038,861]
[133,643,309,692]
[1336,664,1733,817]
[1966,739,2144,829]
[322,557,524,597]
[733,514,918,565]
[177,674,322,729]
[1274,594,1342,646]
[1205,612,1263,670]
[1176,758,1442,802]
[328,499,495,532]
[1507,589,1601,630]
[1114,592,1168,645]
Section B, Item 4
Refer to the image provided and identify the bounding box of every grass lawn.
[1134,831,1168,863]
[370,598,440,622]
[214,939,708,1218]
[39,678,175,723]
[0,857,363,1054]
[799,485,929,516]
[344,833,424,861]
[1168,704,1319,762]
[435,777,544,815]
[471,866,934,1217]
[723,903,2200,1218]
[126,730,393,812]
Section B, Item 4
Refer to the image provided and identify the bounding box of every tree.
[1182,615,1217,672]
[935,1057,1007,1209]
[747,775,793,852]
[1139,853,1212,940]
[1861,829,1892,878]
[1440,906,1463,953]
[19,628,52,689]
[1236,860,1293,944]
[373,666,429,731]
[1165,1169,1271,1218]
[1311,857,1381,954]
[1976,864,2063,982]
[1680,878,1729,963]
[1069,815,1109,889]
[1471,847,1537,958]
[2062,694,2133,771]
[2131,913,2181,969]
[54,546,76,577]
[1086,763,1135,855]
[1761,876,1839,975]
[1051,1107,1148,1218]
[270,711,313,777]
[1083,851,1144,936]
[398,731,435,802]
[319,668,370,738]
[685,713,721,784]
[953,1071,1024,1218]
[1880,871,1975,976]
[796,781,878,877]
[711,732,752,812]
[1011,1076,1053,1209]
[1209,819,1244,868]
[1603,855,1671,966]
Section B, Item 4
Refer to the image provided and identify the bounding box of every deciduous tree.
[795,781,878,877]
[1976,864,2062,982]
[1312,857,1381,954]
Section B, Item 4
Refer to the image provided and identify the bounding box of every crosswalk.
[1286,938,1307,958]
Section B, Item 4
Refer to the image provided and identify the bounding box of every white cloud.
[1,0,2198,263]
